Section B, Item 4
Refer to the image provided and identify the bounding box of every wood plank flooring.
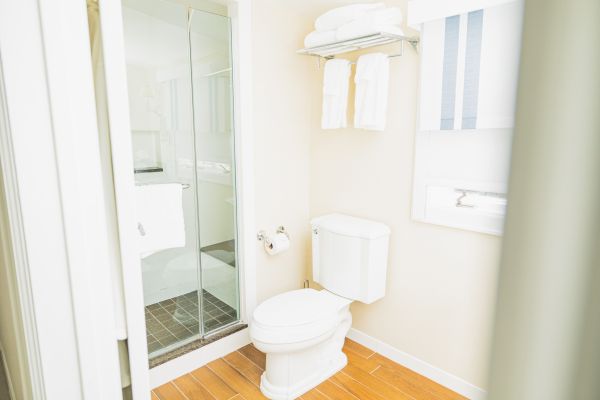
[152,339,467,400]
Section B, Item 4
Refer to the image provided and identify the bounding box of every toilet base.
[260,352,347,400]
[256,308,352,400]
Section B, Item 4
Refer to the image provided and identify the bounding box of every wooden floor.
[152,339,467,400]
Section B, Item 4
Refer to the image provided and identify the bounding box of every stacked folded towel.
[315,3,384,32]
[304,3,404,48]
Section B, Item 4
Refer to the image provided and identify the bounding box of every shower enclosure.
[122,0,240,361]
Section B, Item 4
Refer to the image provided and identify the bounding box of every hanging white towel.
[315,3,385,32]
[135,183,185,257]
[354,53,390,131]
[322,59,351,129]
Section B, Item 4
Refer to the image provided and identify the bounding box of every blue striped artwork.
[462,10,484,129]
[440,15,460,130]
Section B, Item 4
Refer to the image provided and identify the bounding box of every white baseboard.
[346,328,487,400]
[149,328,251,388]
[148,325,486,400]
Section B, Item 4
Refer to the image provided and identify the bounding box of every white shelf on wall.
[297,32,419,58]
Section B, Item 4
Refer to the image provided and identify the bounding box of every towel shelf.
[297,32,419,59]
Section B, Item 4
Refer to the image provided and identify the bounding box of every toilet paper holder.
[257,226,289,242]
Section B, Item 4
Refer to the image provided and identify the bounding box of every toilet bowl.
[251,289,352,400]
[250,214,391,400]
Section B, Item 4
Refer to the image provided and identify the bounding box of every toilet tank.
[311,214,391,304]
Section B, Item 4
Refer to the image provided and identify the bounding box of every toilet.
[250,213,391,400]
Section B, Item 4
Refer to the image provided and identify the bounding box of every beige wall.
[252,0,316,303]
[252,0,502,390]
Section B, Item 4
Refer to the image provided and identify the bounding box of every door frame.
[0,0,125,398]
[228,0,257,334]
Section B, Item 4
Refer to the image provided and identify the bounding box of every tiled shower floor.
[145,290,238,356]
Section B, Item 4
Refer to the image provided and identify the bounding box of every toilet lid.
[253,288,350,327]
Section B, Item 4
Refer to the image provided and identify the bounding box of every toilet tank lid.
[311,214,390,239]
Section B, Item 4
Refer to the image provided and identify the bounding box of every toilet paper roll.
[264,232,290,255]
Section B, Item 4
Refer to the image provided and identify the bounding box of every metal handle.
[456,191,476,208]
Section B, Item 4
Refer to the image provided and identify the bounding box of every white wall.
[252,0,502,391]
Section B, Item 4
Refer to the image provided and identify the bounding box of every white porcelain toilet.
[250,213,391,400]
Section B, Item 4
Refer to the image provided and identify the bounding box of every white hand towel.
[304,30,338,48]
[337,7,404,41]
[322,59,351,129]
[354,53,390,131]
[135,183,185,257]
[315,3,385,32]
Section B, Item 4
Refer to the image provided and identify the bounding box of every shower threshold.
[149,322,247,368]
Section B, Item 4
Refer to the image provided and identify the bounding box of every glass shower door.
[122,0,204,360]
[122,0,240,362]
[189,9,240,336]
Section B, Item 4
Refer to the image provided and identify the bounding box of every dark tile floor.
[145,290,238,356]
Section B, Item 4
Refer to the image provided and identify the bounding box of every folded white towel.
[337,7,404,41]
[354,53,390,131]
[364,6,403,27]
[322,59,351,129]
[315,3,385,32]
[135,183,185,257]
[304,30,338,48]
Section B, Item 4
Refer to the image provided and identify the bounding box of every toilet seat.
[251,289,351,345]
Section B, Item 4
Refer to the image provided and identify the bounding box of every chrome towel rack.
[297,32,420,64]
